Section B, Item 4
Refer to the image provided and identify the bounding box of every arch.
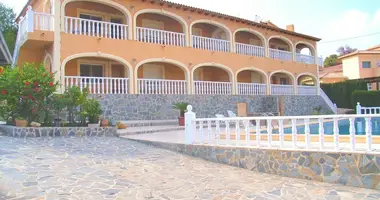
[133,9,189,43]
[295,41,316,56]
[43,53,53,72]
[61,0,133,40]
[191,62,234,83]
[43,0,53,13]
[235,67,268,83]
[61,52,134,92]
[190,19,233,44]
[269,69,296,84]
[233,28,267,47]
[296,72,318,85]
[268,35,294,52]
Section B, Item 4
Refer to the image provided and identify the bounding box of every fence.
[356,102,380,114]
[65,76,129,94]
[185,105,380,153]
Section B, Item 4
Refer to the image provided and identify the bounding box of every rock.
[30,122,41,127]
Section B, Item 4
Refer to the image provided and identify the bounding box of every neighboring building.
[0,32,12,65]
[319,64,348,84]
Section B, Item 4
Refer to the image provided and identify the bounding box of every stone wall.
[130,139,380,190]
[93,94,332,120]
[0,125,117,138]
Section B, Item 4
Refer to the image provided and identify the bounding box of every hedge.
[351,90,380,107]
[321,80,367,109]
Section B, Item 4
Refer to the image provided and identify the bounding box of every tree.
[0,3,17,53]
[323,54,341,67]
[337,45,357,56]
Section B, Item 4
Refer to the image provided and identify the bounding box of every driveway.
[0,136,379,200]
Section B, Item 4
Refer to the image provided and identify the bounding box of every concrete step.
[117,125,184,136]
[120,120,178,127]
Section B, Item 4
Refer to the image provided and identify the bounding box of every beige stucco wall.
[357,54,380,78]
[342,56,360,79]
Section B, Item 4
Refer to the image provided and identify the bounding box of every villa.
[12,0,335,120]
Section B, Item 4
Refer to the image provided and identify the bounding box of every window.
[80,64,103,78]
[362,61,371,68]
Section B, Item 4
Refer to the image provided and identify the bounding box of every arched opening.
[234,30,265,57]
[297,74,318,95]
[193,65,233,94]
[63,0,131,40]
[236,69,267,95]
[63,56,131,94]
[268,37,293,61]
[136,61,189,94]
[191,21,231,52]
[43,54,53,72]
[270,71,295,95]
[135,10,187,47]
[296,42,316,64]
[43,0,53,13]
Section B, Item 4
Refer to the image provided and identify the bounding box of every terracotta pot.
[88,123,100,128]
[178,116,185,126]
[15,119,28,127]
[117,123,127,129]
[101,119,109,127]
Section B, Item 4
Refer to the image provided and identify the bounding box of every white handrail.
[235,43,265,57]
[320,88,337,113]
[269,48,293,61]
[356,102,380,114]
[136,27,185,47]
[296,53,315,64]
[137,79,187,94]
[64,16,128,40]
[65,76,129,94]
[298,85,318,95]
[192,35,230,52]
[271,84,294,95]
[317,56,324,66]
[34,12,54,31]
[237,83,266,95]
[193,81,232,95]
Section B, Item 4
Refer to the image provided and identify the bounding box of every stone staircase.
[117,120,184,136]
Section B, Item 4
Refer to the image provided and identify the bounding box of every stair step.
[120,120,178,127]
[117,125,184,136]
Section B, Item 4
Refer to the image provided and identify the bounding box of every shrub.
[63,86,89,124]
[82,98,103,124]
[351,90,380,107]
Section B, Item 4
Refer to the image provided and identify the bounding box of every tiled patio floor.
[0,136,379,200]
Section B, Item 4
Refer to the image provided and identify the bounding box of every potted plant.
[83,98,103,128]
[101,117,109,127]
[116,121,127,129]
[172,102,189,126]
[15,117,28,127]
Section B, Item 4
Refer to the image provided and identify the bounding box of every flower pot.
[178,116,185,126]
[15,119,28,127]
[101,119,109,127]
[88,123,100,128]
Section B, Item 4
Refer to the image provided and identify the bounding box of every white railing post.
[356,102,362,114]
[26,6,34,32]
[185,105,196,144]
[365,117,372,151]
[349,118,356,151]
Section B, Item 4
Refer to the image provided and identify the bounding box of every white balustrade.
[320,88,338,114]
[64,16,128,40]
[193,81,232,95]
[317,56,324,66]
[136,27,185,47]
[356,102,380,114]
[65,76,129,94]
[298,85,318,95]
[34,12,54,31]
[271,84,294,95]
[235,43,265,57]
[192,35,230,52]
[237,83,266,95]
[185,105,380,153]
[269,48,293,61]
[137,79,187,94]
[296,53,315,64]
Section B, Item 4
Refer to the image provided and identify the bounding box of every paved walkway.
[0,136,379,200]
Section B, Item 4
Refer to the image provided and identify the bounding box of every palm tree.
[172,102,189,117]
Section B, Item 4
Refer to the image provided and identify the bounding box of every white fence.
[137,79,187,94]
[192,35,230,52]
[64,16,128,40]
[357,102,380,114]
[235,43,265,57]
[269,48,293,61]
[237,83,267,95]
[296,53,315,64]
[193,81,232,95]
[34,12,54,31]
[65,76,129,94]
[298,85,318,95]
[271,84,294,95]
[185,105,380,153]
[136,27,185,47]
[320,89,338,114]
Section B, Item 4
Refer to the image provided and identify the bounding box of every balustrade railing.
[237,83,266,95]
[136,27,185,47]
[357,102,380,114]
[192,35,230,52]
[235,43,265,57]
[296,53,315,64]
[64,16,128,40]
[193,81,232,95]
[269,48,293,61]
[317,56,324,66]
[34,12,54,31]
[298,85,318,95]
[65,76,129,94]
[137,79,187,94]
[271,84,294,95]
[320,89,337,114]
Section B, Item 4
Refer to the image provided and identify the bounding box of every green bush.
[82,98,103,124]
[351,90,380,107]
[321,79,367,109]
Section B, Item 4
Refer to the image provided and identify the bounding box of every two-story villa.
[12,0,335,120]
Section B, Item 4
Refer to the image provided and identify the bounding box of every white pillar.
[53,0,62,93]
[356,102,362,115]
[185,105,196,144]
[26,6,34,33]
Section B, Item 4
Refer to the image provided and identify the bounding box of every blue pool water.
[268,117,380,135]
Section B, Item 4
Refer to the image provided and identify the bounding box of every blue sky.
[2,0,380,57]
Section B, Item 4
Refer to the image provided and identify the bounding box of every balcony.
[191,22,231,53]
[236,43,265,57]
[65,76,130,94]
[136,27,185,47]
[296,53,315,65]
[269,49,293,62]
[237,83,267,95]
[192,36,230,52]
[193,65,233,95]
[137,79,187,94]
